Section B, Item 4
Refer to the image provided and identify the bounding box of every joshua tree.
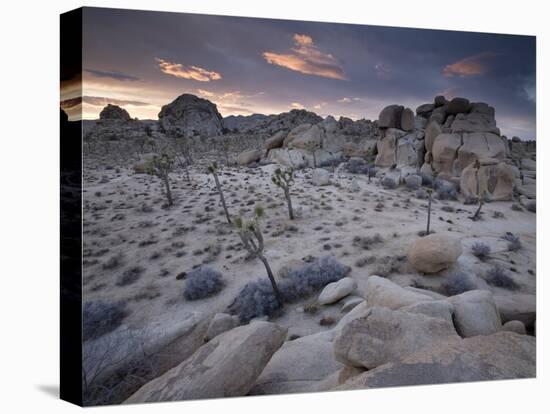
[304,141,319,168]
[272,167,295,220]
[146,152,175,206]
[208,162,231,224]
[234,206,283,305]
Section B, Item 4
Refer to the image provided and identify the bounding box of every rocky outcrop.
[360,276,434,309]
[125,321,286,403]
[237,149,262,165]
[407,233,463,274]
[99,104,131,121]
[460,158,516,201]
[337,332,535,389]
[224,109,322,135]
[158,94,223,137]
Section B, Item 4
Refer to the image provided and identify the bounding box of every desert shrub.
[419,173,433,187]
[345,158,370,174]
[228,256,350,322]
[471,242,491,261]
[183,266,225,300]
[463,195,478,205]
[443,271,476,296]
[502,232,522,252]
[227,279,282,322]
[102,253,123,270]
[434,179,457,200]
[381,176,398,189]
[353,234,383,250]
[280,255,351,302]
[485,265,519,290]
[415,188,428,199]
[116,266,144,287]
[83,301,128,341]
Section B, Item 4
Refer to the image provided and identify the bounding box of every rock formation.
[158,94,224,138]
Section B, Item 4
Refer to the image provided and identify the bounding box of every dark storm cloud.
[84,68,141,81]
[78,7,536,139]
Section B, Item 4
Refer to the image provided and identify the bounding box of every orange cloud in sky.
[443,52,498,78]
[263,34,346,80]
[156,58,222,82]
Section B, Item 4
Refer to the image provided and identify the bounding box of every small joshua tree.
[425,171,438,236]
[234,206,283,305]
[147,152,175,206]
[304,141,319,168]
[272,167,295,220]
[208,162,231,224]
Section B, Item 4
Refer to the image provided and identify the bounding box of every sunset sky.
[60,7,536,139]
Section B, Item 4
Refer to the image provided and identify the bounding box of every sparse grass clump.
[102,253,123,270]
[183,266,225,300]
[83,301,128,341]
[352,234,383,250]
[502,232,522,252]
[471,242,491,261]
[116,266,144,286]
[443,271,477,296]
[485,265,519,290]
[434,179,457,200]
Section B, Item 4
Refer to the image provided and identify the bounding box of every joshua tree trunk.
[259,255,283,306]
[472,199,484,221]
[213,173,231,224]
[312,150,317,168]
[426,193,432,235]
[285,189,294,220]
[163,175,173,206]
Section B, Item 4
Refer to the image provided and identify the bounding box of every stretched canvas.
[60,6,537,406]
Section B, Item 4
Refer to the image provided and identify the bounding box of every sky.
[60,7,536,139]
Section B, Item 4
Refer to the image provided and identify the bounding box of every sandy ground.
[82,161,536,338]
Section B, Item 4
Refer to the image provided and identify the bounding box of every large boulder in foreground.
[158,94,223,137]
[125,321,286,403]
[318,277,357,305]
[84,312,211,404]
[407,233,462,274]
[250,331,342,395]
[334,306,459,369]
[448,290,502,337]
[338,332,535,389]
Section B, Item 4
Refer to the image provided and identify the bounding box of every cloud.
[521,76,536,103]
[61,96,150,109]
[84,68,140,81]
[443,52,498,78]
[291,102,304,109]
[262,34,346,80]
[156,58,222,82]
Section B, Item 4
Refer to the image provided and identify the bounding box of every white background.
[0,0,548,412]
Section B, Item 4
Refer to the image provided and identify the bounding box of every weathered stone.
[429,106,447,124]
[378,105,404,128]
[400,108,415,131]
[502,320,527,335]
[283,123,312,147]
[158,94,223,137]
[375,128,406,167]
[340,296,364,313]
[456,132,506,171]
[401,300,455,324]
[289,124,323,150]
[451,112,499,134]
[249,331,342,395]
[407,233,462,274]
[312,168,331,186]
[263,131,286,151]
[416,103,435,116]
[237,149,262,165]
[446,97,471,114]
[318,277,357,305]
[404,174,422,190]
[361,276,433,309]
[434,95,448,107]
[494,294,536,330]
[460,159,516,201]
[424,121,442,152]
[125,321,286,403]
[334,306,459,369]
[338,332,535,389]
[448,290,502,337]
[205,313,238,341]
[432,133,462,175]
[100,104,131,121]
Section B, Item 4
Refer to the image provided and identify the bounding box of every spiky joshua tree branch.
[234,206,283,305]
[272,167,295,220]
[147,152,175,207]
